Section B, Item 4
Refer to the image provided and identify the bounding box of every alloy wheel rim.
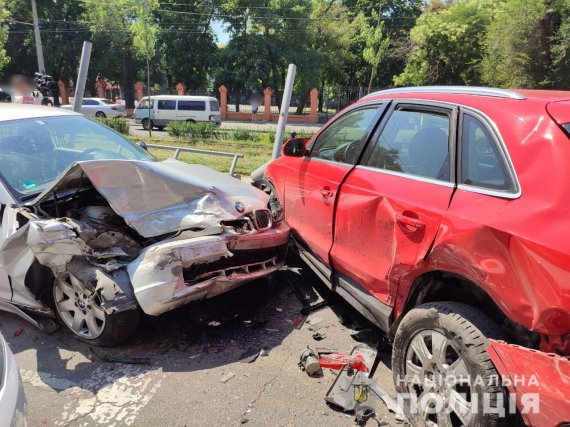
[54,273,106,339]
[404,329,473,427]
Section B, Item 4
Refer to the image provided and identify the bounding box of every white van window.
[210,100,220,112]
[158,100,176,110]
[137,99,153,109]
[178,100,206,111]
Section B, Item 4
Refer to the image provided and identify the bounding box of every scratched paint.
[20,365,164,426]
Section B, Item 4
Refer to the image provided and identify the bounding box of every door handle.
[395,213,425,232]
[320,186,334,200]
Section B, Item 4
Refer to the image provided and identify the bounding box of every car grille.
[251,209,272,231]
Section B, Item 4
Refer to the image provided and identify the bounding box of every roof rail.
[363,86,527,100]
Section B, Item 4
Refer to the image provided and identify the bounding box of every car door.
[331,102,457,309]
[156,99,176,125]
[81,99,97,116]
[284,103,385,268]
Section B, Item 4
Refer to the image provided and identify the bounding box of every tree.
[482,0,560,88]
[362,19,390,92]
[156,0,217,91]
[0,0,9,73]
[395,0,496,86]
[2,0,85,80]
[551,0,570,88]
[83,0,159,108]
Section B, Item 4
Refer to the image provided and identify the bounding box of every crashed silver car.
[0,105,289,346]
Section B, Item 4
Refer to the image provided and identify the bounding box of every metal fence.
[145,144,244,176]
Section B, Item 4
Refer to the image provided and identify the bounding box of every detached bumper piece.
[487,339,570,426]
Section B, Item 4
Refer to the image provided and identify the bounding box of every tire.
[392,301,507,427]
[95,111,106,118]
[186,119,196,123]
[53,272,141,347]
[142,118,153,130]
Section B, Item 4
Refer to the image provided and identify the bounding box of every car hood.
[28,159,269,238]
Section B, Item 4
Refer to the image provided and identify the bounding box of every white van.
[134,95,221,130]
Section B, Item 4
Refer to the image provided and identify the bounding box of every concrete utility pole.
[271,63,297,160]
[31,0,45,74]
[73,41,92,112]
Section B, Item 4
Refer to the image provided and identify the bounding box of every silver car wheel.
[54,273,106,339]
[405,330,473,427]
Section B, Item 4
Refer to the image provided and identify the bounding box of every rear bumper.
[127,223,289,315]
[487,339,570,426]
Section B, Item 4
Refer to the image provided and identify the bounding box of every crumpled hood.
[28,159,269,238]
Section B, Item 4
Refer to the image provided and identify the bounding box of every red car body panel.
[488,339,570,426]
[332,168,453,306]
[264,89,570,424]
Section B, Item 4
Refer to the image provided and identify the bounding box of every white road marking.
[20,365,164,426]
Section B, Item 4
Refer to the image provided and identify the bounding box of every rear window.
[210,100,220,112]
[460,114,515,192]
[100,99,115,105]
[158,100,176,110]
[178,100,205,111]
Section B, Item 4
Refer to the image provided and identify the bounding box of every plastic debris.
[307,317,322,326]
[208,320,221,327]
[299,347,322,377]
[220,372,236,383]
[13,327,24,337]
[276,307,283,312]
[300,301,328,316]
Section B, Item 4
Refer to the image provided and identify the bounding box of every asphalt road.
[128,119,322,138]
[1,256,403,427]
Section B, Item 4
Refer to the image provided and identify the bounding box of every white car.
[0,332,26,427]
[0,104,288,346]
[62,98,125,118]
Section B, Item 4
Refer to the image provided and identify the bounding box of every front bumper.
[487,339,570,426]
[127,223,289,316]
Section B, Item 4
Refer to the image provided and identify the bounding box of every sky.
[212,19,230,45]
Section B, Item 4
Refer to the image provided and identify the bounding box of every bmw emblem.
[235,201,245,213]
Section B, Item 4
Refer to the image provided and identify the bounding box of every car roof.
[0,103,80,122]
[361,86,570,105]
[144,95,216,100]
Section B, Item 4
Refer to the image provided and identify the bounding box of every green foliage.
[362,19,391,91]
[482,0,551,88]
[0,0,8,73]
[166,121,218,139]
[395,0,497,86]
[232,129,254,141]
[96,117,130,135]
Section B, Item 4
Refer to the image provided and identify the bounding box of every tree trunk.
[122,51,135,110]
[318,80,324,112]
[295,94,308,115]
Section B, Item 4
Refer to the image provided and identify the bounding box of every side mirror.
[137,140,148,151]
[283,137,308,157]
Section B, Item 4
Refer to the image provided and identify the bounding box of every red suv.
[260,87,570,426]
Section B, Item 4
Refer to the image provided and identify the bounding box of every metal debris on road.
[299,347,322,377]
[208,320,222,327]
[300,301,328,316]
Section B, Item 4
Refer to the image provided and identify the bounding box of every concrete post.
[310,88,319,123]
[219,85,228,120]
[73,41,92,113]
[58,79,69,105]
[263,87,272,121]
[176,82,187,96]
[134,81,146,101]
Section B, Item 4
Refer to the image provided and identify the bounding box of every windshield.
[0,115,155,199]
[100,99,115,105]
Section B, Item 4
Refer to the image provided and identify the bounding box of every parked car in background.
[0,332,26,427]
[134,95,221,130]
[260,86,570,427]
[0,104,288,346]
[0,89,11,103]
[61,98,126,118]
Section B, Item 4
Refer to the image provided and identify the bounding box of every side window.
[178,100,206,111]
[364,108,451,181]
[82,99,97,106]
[157,100,176,110]
[210,100,220,111]
[137,99,153,109]
[461,114,514,191]
[310,107,379,164]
